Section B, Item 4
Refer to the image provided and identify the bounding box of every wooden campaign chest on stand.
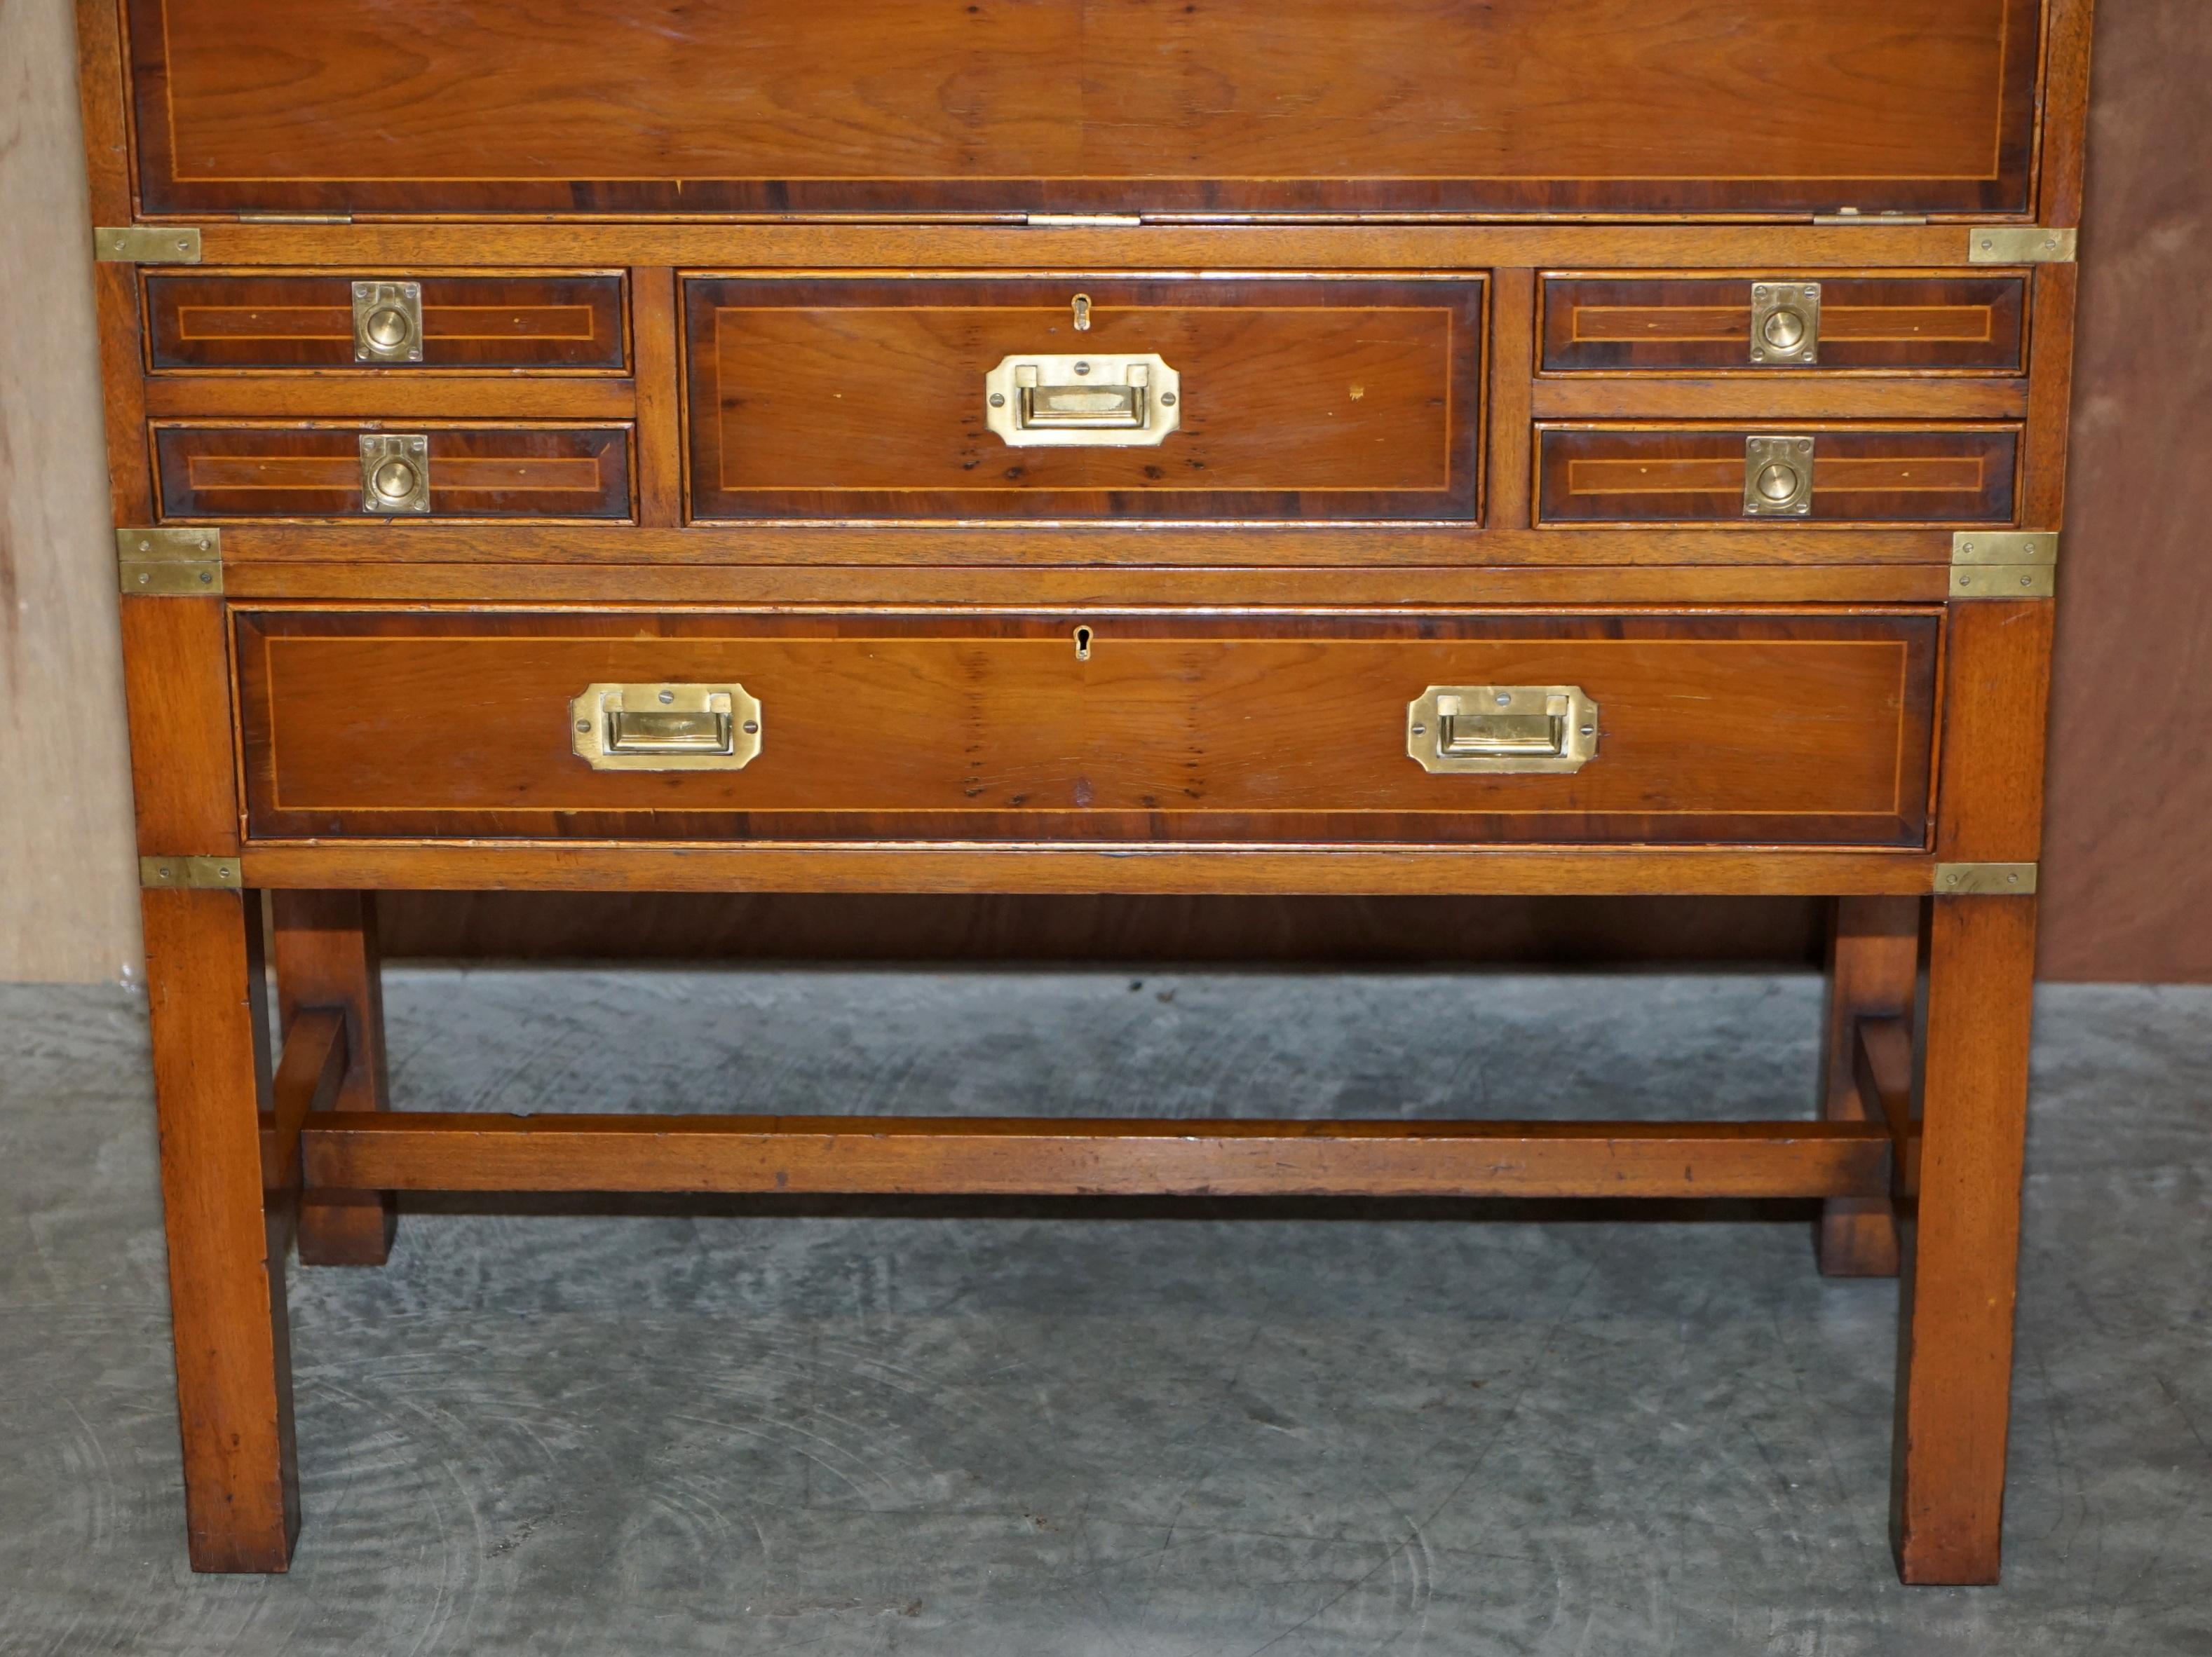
[76,0,2092,1582]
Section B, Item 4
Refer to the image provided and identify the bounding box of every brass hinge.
[1950,531,2056,601]
[117,528,223,596]
[1811,210,1929,226]
[237,212,354,224]
[95,226,202,264]
[1968,227,2077,264]
[140,855,243,890]
[1024,212,1144,229]
[1933,862,2039,896]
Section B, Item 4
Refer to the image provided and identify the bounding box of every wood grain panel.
[125,0,2042,217]
[1487,269,1536,529]
[1537,426,2018,524]
[153,424,632,520]
[72,0,131,223]
[235,610,1938,847]
[1542,277,2028,374]
[2018,264,2077,533]
[300,1113,1893,1201]
[1934,601,2053,865]
[138,885,296,1572]
[683,277,1484,521]
[1817,896,1921,1276]
[140,376,637,422]
[630,269,683,528]
[1896,892,2038,1583]
[224,566,1955,611]
[205,522,1968,573]
[156,223,2047,273]
[243,843,1941,899]
[117,596,240,856]
[144,274,627,371]
[271,892,397,1265]
[1528,379,2029,423]
[2037,0,2097,228]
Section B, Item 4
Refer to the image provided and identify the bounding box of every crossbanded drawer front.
[127,0,2040,217]
[683,277,1485,522]
[153,425,632,520]
[1541,278,2029,374]
[143,275,627,371]
[235,611,1938,848]
[1535,427,2018,525]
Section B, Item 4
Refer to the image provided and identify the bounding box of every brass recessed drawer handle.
[571,683,762,772]
[360,434,430,514]
[353,281,423,362]
[1407,686,1599,775]
[1744,435,1815,517]
[1750,282,1821,365]
[985,352,1181,448]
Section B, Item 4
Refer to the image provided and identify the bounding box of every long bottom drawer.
[235,610,1939,847]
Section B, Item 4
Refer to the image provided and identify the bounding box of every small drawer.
[682,276,1487,521]
[1535,425,2018,525]
[144,273,627,371]
[236,610,1938,849]
[153,423,632,520]
[1540,276,2028,374]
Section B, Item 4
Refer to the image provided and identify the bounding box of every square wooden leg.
[1892,894,2037,1586]
[142,886,299,1572]
[273,892,398,1266]
[1816,896,1920,1276]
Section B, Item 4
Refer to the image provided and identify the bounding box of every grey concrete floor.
[1,967,2207,1655]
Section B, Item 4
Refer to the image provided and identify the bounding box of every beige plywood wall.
[0,0,140,983]
[1,0,2205,983]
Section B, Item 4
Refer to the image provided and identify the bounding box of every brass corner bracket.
[1933,863,2039,897]
[117,528,223,596]
[1950,531,2056,601]
[1967,227,2077,265]
[140,856,243,890]
[95,226,202,264]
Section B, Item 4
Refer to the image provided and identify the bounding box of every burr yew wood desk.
[76,0,2090,1582]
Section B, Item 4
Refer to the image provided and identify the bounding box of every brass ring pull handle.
[1750,281,1821,365]
[1407,685,1599,775]
[359,434,430,514]
[1744,434,1816,517]
[353,280,424,363]
[985,353,1181,448]
[571,683,762,772]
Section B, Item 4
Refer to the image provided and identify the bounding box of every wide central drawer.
[236,611,1939,847]
[682,277,1486,522]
